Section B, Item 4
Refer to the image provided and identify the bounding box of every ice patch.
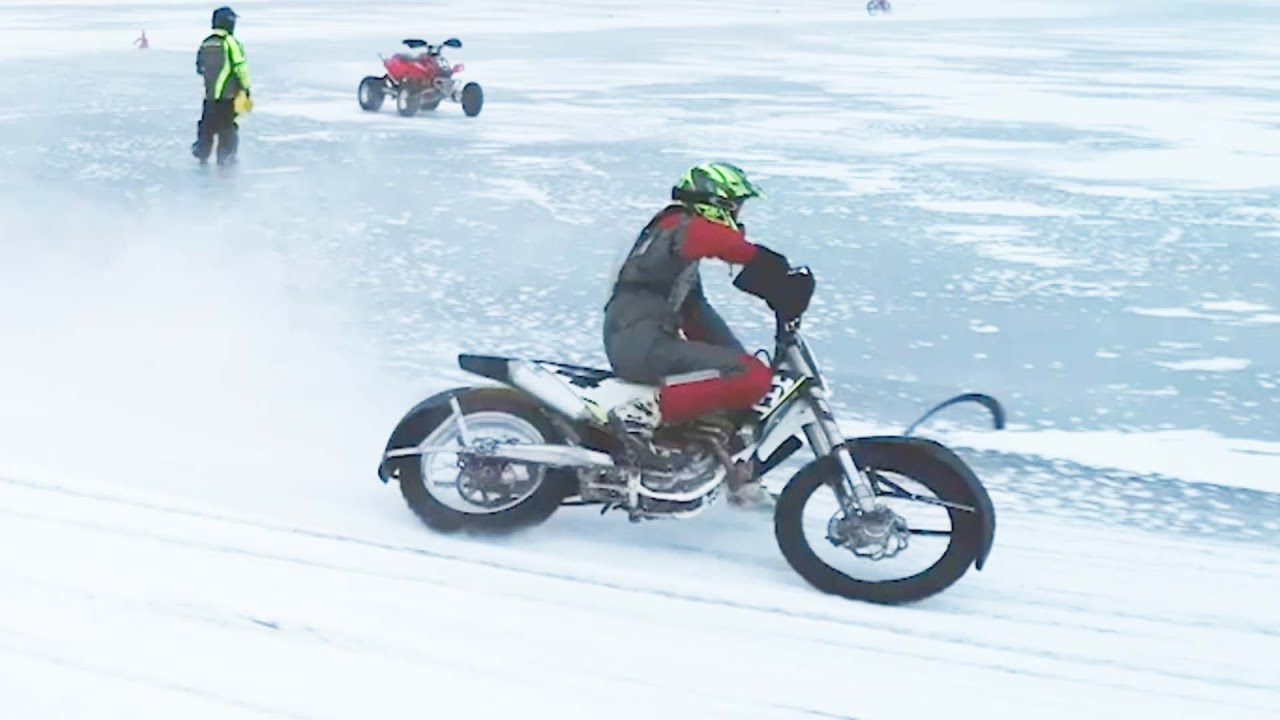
[748,159,902,197]
[1129,307,1208,319]
[927,224,1033,241]
[1113,385,1180,398]
[1052,182,1170,200]
[1230,205,1280,222]
[844,419,1280,493]
[1201,300,1271,313]
[1128,305,1280,325]
[979,244,1081,268]
[927,223,1080,268]
[1155,357,1252,372]
[909,199,1077,218]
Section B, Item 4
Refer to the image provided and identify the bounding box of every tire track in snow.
[2,474,1276,716]
[0,626,313,720]
[0,480,864,719]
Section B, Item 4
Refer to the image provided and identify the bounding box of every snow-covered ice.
[0,0,1277,717]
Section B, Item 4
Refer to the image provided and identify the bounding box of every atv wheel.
[396,87,420,117]
[390,388,574,533]
[358,76,386,111]
[461,82,484,117]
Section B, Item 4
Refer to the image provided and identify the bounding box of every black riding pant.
[193,99,238,164]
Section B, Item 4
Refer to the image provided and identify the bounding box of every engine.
[639,445,722,494]
[579,439,727,520]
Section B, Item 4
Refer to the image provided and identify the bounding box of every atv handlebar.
[402,37,462,54]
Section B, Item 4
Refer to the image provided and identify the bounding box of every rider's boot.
[607,390,689,472]
[727,478,776,511]
[725,458,776,511]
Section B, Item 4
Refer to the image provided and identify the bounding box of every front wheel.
[461,82,483,117]
[387,388,574,533]
[775,439,984,604]
[396,87,420,117]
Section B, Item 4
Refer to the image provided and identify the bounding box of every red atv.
[358,38,483,118]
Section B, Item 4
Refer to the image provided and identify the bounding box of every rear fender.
[378,383,572,483]
[458,353,513,384]
[848,436,997,571]
[377,387,467,483]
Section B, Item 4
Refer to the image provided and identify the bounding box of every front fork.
[802,391,879,514]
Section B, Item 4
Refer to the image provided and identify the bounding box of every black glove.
[733,245,790,302]
[772,269,814,323]
[734,246,813,323]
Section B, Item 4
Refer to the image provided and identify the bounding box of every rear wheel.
[775,439,982,604]
[392,388,573,533]
[461,82,484,117]
[358,76,385,111]
[396,87,420,117]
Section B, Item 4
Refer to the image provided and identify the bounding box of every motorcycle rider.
[603,162,811,506]
[192,6,251,165]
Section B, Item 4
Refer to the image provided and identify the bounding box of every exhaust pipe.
[508,361,596,423]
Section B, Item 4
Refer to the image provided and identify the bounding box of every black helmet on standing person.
[212,6,238,33]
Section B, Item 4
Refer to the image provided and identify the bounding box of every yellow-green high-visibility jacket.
[196,29,250,101]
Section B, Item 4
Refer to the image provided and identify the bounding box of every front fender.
[848,436,997,571]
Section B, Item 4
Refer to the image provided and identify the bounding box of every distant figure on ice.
[134,30,149,49]
[192,6,251,166]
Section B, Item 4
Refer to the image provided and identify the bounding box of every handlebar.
[771,267,816,363]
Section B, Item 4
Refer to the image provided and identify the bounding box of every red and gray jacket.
[605,205,760,344]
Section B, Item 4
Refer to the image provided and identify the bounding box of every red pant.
[659,353,772,424]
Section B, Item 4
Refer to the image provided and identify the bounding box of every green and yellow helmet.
[671,162,764,230]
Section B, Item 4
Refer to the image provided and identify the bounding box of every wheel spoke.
[420,411,548,515]
[872,471,975,513]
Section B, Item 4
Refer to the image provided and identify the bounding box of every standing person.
[192,6,250,166]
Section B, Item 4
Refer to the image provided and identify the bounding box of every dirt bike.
[358,38,483,117]
[376,270,1003,605]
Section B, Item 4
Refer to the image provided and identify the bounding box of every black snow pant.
[193,99,238,164]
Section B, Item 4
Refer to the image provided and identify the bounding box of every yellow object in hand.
[234,90,254,114]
